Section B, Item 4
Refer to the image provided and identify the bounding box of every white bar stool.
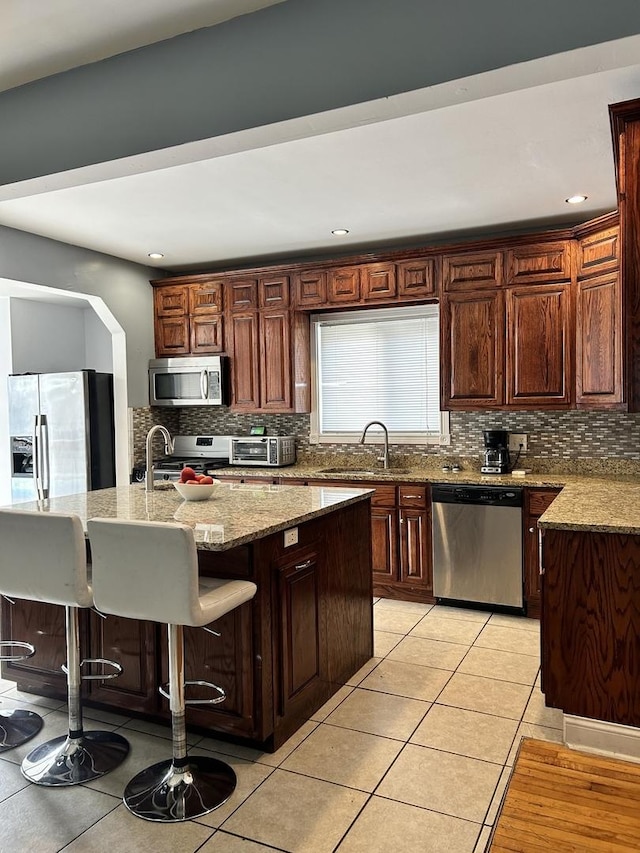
[0,626,43,753]
[0,508,129,785]
[87,517,257,823]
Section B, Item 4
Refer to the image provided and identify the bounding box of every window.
[310,305,448,444]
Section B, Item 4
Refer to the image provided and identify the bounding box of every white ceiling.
[1,3,640,272]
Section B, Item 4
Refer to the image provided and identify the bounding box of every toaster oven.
[230,435,296,467]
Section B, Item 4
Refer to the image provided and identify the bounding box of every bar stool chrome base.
[124,756,237,822]
[0,708,43,753]
[21,730,130,786]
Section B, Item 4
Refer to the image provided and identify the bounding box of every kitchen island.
[1,482,374,751]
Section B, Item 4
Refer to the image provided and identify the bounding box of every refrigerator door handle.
[200,370,209,400]
[34,414,50,500]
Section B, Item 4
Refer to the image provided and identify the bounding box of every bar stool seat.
[88,517,257,823]
[0,509,129,785]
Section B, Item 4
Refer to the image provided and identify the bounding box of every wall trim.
[563,714,640,764]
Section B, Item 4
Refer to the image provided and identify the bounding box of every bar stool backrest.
[87,518,204,626]
[0,509,92,607]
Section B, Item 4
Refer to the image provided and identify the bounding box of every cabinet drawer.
[398,485,427,508]
[527,489,560,516]
[369,485,397,507]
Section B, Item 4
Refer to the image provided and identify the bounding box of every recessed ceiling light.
[565,195,588,204]
[148,252,164,259]
[331,229,349,236]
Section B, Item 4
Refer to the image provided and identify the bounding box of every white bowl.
[173,482,216,501]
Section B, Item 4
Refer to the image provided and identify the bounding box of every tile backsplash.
[130,406,640,476]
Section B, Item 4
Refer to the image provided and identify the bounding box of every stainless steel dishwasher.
[431,484,524,610]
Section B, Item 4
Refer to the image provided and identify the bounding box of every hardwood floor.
[489,738,640,852]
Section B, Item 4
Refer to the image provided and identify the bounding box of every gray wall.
[0,225,157,406]
[2,0,640,184]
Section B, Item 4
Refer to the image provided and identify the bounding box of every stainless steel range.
[132,435,231,483]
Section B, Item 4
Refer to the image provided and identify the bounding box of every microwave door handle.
[200,370,209,400]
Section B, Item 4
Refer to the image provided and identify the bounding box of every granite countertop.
[213,461,640,534]
[7,482,373,551]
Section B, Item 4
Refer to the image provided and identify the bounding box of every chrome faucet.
[145,425,174,492]
[359,421,390,469]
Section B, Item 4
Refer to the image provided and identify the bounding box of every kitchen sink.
[318,467,412,476]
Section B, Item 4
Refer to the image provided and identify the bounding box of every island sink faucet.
[145,425,174,492]
[359,421,390,469]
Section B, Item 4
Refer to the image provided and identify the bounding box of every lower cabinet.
[523,488,561,618]
[0,599,67,697]
[541,527,640,727]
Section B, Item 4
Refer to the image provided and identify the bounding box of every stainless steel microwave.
[149,356,228,406]
[230,435,296,467]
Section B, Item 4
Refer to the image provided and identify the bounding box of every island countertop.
[5,482,373,551]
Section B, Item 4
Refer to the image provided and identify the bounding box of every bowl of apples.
[173,467,217,501]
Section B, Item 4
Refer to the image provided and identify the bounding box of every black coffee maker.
[481,430,510,474]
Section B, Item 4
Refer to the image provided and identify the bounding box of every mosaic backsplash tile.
[130,407,640,475]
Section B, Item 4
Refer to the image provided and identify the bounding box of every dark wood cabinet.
[228,311,260,409]
[293,269,327,307]
[258,274,290,309]
[0,599,67,697]
[153,279,224,356]
[523,488,560,619]
[541,527,640,726]
[442,250,503,291]
[505,241,572,285]
[87,611,157,714]
[398,486,432,594]
[259,310,292,410]
[396,257,437,298]
[440,289,504,408]
[273,546,326,722]
[227,278,258,311]
[362,262,396,301]
[370,485,399,585]
[328,266,361,303]
[505,283,572,408]
[576,226,619,277]
[576,271,623,408]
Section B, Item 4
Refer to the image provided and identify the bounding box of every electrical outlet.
[284,527,298,547]
[508,433,528,452]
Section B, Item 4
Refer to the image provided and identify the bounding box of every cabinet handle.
[538,530,545,576]
[402,494,422,499]
[529,527,535,533]
[294,559,313,572]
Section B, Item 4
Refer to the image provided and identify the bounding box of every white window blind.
[314,305,441,436]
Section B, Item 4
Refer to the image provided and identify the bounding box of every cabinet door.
[190,314,224,354]
[396,257,437,299]
[577,227,619,277]
[259,310,292,411]
[399,508,432,593]
[442,250,503,292]
[274,548,323,720]
[228,278,258,311]
[154,316,190,356]
[87,612,157,714]
[506,241,572,285]
[576,271,623,408]
[371,506,398,582]
[154,285,188,316]
[506,284,572,408]
[229,312,260,409]
[189,280,224,314]
[258,275,290,309]
[361,263,396,301]
[293,269,327,307]
[440,290,504,408]
[0,598,67,697]
[328,266,361,303]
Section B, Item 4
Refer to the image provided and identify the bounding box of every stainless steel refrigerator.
[8,370,116,503]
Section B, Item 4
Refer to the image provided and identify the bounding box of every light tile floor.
[0,600,564,852]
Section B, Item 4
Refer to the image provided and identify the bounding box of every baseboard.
[564,714,640,764]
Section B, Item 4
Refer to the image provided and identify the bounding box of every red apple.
[180,466,196,483]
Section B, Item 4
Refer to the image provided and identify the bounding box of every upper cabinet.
[574,220,622,409]
[441,242,573,410]
[153,278,224,356]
